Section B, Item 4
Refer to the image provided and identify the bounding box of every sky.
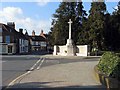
[0,1,119,35]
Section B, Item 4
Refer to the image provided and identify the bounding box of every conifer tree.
[49,1,87,45]
[88,0,106,51]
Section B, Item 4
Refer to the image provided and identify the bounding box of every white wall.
[58,46,67,56]
[76,45,88,56]
[53,45,67,56]
[53,45,88,56]
[0,44,7,54]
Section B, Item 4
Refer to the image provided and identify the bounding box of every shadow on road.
[29,51,49,55]
[3,81,106,90]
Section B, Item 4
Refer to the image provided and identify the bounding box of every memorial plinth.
[66,39,75,56]
[66,19,75,56]
[53,19,89,56]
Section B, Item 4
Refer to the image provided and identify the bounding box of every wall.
[58,46,67,56]
[53,45,89,56]
[0,44,7,54]
[76,45,88,56]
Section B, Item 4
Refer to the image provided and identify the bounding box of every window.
[38,42,41,45]
[41,42,46,46]
[10,29,12,32]
[0,44,2,53]
[23,47,25,52]
[22,39,25,45]
[19,39,21,45]
[33,41,35,45]
[0,36,2,42]
[25,40,28,46]
[5,36,10,44]
[22,39,24,45]
[0,28,2,32]
[36,42,38,45]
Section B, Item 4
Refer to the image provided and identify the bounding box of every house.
[29,30,48,52]
[0,22,49,55]
[18,28,29,54]
[0,22,29,55]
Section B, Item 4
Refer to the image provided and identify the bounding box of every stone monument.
[53,19,89,56]
[66,19,75,56]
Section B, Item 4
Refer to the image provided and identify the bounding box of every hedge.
[97,52,120,81]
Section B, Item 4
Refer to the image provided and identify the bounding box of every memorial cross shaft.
[68,19,72,39]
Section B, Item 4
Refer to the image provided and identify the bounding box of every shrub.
[97,52,120,81]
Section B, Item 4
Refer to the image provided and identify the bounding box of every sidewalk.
[7,57,106,89]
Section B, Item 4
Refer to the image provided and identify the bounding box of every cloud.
[0,6,51,35]
[0,7,23,21]
[36,0,50,6]
[114,5,118,10]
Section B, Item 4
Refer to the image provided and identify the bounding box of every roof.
[30,36,46,41]
[44,34,48,38]
[0,23,29,40]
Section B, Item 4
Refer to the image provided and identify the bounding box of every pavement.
[6,55,106,89]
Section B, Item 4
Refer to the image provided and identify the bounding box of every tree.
[101,1,120,51]
[88,0,106,51]
[107,1,120,51]
[49,1,87,45]
[77,18,90,45]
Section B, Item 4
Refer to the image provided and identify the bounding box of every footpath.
[6,56,106,89]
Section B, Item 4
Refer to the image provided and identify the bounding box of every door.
[8,46,12,53]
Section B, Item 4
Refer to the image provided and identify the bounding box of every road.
[2,55,41,89]
[1,55,100,90]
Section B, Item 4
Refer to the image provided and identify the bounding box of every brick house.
[0,22,29,54]
[0,22,49,55]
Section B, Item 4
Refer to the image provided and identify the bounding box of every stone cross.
[68,19,72,39]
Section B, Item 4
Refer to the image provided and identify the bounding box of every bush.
[97,52,120,81]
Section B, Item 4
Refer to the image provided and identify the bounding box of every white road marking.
[37,58,45,70]
[0,61,6,63]
[5,57,44,89]
[7,70,31,87]
[29,58,42,71]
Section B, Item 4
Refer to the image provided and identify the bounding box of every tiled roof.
[30,36,46,41]
[0,23,29,40]
[0,23,9,31]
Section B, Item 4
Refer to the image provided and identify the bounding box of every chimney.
[19,28,23,34]
[25,31,28,36]
[7,22,15,29]
[32,30,35,36]
[40,30,46,39]
[40,30,44,36]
